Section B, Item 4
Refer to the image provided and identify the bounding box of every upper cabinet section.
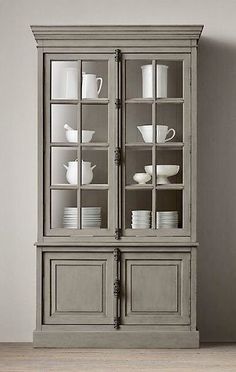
[32,25,203,243]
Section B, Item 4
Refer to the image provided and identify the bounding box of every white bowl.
[133,172,151,185]
[65,129,77,142]
[65,129,95,143]
[144,165,180,184]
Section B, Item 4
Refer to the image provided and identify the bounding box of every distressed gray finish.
[32,25,203,348]
[43,252,113,325]
[121,252,190,325]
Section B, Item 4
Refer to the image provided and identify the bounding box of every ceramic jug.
[82,73,103,99]
[64,67,78,99]
[141,64,168,98]
[63,160,96,185]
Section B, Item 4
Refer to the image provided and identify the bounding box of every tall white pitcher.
[141,64,168,98]
[65,67,78,99]
[82,73,103,99]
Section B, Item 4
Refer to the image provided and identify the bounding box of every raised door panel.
[121,252,190,325]
[43,252,113,324]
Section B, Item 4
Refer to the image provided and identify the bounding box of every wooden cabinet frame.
[32,25,203,348]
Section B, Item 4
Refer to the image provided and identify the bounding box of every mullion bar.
[151,60,156,229]
[77,60,82,230]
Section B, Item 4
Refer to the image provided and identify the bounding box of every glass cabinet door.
[45,54,115,236]
[44,52,191,239]
[122,54,191,237]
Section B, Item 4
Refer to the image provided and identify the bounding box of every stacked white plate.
[82,207,101,229]
[132,210,151,229]
[156,211,178,229]
[63,207,77,229]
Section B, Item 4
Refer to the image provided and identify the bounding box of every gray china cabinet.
[32,25,203,348]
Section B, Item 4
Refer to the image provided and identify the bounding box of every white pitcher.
[63,160,96,185]
[64,67,78,99]
[82,73,103,99]
[141,64,168,98]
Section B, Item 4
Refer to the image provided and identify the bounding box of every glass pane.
[51,61,78,100]
[82,61,108,99]
[81,149,108,185]
[51,104,77,143]
[159,60,183,98]
[156,104,183,142]
[125,190,152,229]
[51,190,77,229]
[51,148,77,185]
[125,59,183,99]
[126,104,152,143]
[82,105,108,143]
[126,148,152,186]
[81,190,107,229]
[126,60,152,99]
[156,190,182,229]
[155,150,183,185]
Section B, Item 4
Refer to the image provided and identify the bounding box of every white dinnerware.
[156,211,178,229]
[63,207,77,229]
[141,64,168,98]
[81,207,101,228]
[64,124,95,143]
[63,160,96,185]
[131,210,151,229]
[133,172,151,185]
[144,164,180,184]
[137,125,176,143]
[63,207,102,229]
[82,73,103,99]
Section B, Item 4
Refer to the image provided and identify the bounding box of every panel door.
[43,252,113,324]
[121,252,190,325]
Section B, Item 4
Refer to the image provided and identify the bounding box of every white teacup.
[137,125,175,143]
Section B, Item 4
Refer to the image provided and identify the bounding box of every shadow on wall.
[198,37,236,341]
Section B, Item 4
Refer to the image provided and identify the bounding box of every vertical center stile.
[152,60,157,230]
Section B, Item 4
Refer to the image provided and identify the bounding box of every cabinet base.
[33,330,199,348]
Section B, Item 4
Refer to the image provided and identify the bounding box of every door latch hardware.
[115,49,121,62]
[113,278,120,297]
[115,228,122,240]
[113,247,121,260]
[114,316,121,329]
[114,147,121,166]
[115,98,121,109]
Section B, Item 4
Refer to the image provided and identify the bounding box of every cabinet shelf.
[81,98,109,105]
[50,98,109,105]
[125,98,184,104]
[50,184,109,190]
[50,142,109,149]
[125,142,184,150]
[125,184,184,190]
[81,184,109,190]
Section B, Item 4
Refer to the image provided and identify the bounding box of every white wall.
[0,0,236,342]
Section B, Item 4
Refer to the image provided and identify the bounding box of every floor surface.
[0,343,236,371]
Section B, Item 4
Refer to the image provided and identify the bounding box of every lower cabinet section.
[121,252,190,325]
[35,246,199,348]
[43,252,113,325]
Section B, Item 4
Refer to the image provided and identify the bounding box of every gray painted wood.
[43,252,113,325]
[33,330,199,348]
[121,252,190,325]
[31,25,202,348]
